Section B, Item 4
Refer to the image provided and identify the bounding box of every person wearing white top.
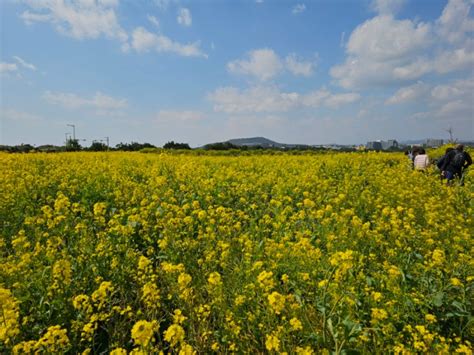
[414,148,430,170]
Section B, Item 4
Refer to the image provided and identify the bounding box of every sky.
[0,0,473,147]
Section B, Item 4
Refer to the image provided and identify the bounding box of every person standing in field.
[437,147,454,169]
[436,147,454,180]
[410,146,421,169]
[413,148,430,171]
[440,144,472,185]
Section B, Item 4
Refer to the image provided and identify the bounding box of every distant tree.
[0,144,41,152]
[66,139,82,152]
[37,145,63,153]
[115,142,130,151]
[88,142,108,151]
[204,142,239,150]
[163,141,191,149]
[0,144,35,153]
[115,142,156,151]
[19,144,36,152]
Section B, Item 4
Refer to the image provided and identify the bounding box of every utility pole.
[445,126,454,143]
[67,124,76,140]
[104,137,109,149]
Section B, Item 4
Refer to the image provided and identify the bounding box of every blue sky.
[1,0,473,147]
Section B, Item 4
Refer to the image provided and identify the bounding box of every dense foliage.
[1,151,472,354]
[163,142,191,150]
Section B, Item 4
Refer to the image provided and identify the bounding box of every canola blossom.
[0,151,473,353]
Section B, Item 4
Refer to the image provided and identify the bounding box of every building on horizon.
[382,139,399,150]
[425,138,444,147]
[366,140,398,150]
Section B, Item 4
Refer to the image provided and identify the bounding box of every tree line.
[0,140,368,153]
[0,140,192,153]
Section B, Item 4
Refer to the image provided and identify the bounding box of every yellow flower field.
[1,151,473,354]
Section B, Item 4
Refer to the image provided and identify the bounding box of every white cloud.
[339,32,346,48]
[43,91,128,113]
[332,58,396,89]
[228,49,315,81]
[413,101,473,124]
[177,8,192,27]
[392,59,433,80]
[386,78,473,127]
[332,0,474,89]
[209,86,298,113]
[2,108,43,123]
[208,86,360,113]
[227,49,283,81]
[325,93,361,108]
[371,0,406,15]
[285,53,314,77]
[155,0,173,10]
[292,4,306,14]
[0,62,18,73]
[331,16,432,88]
[431,85,459,102]
[20,11,52,25]
[130,27,207,57]
[20,0,128,43]
[93,92,128,110]
[392,46,474,79]
[346,16,431,61]
[433,46,474,74]
[436,0,474,44]
[13,56,36,71]
[147,15,160,28]
[300,89,330,107]
[300,89,360,108]
[437,100,472,117]
[431,78,474,101]
[411,77,474,124]
[155,110,204,123]
[385,82,430,104]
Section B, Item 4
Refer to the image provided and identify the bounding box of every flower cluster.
[0,149,472,353]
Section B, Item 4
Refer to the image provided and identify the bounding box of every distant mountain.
[227,137,285,148]
[203,137,354,149]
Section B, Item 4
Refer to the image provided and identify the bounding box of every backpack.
[452,151,466,170]
[436,156,445,170]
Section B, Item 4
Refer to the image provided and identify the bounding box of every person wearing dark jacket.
[440,144,472,185]
[437,147,454,173]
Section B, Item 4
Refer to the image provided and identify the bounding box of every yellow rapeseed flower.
[164,324,185,347]
[131,320,158,347]
[207,272,222,286]
[267,291,286,314]
[371,308,388,324]
[36,325,70,352]
[0,288,20,345]
[295,346,314,355]
[265,334,280,351]
[290,317,303,331]
[173,309,187,324]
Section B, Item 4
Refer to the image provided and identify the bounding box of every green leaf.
[432,292,444,307]
[327,318,335,337]
[451,301,465,312]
